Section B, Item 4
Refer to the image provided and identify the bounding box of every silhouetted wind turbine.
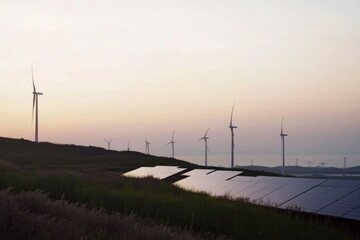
[145,137,150,155]
[105,139,112,150]
[166,130,175,158]
[280,116,288,175]
[127,138,131,151]
[199,128,210,167]
[229,104,237,168]
[32,65,43,143]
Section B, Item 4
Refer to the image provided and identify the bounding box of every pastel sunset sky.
[1,0,359,158]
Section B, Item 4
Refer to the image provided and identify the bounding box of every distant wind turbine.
[229,104,237,168]
[166,130,175,158]
[145,137,150,155]
[105,139,112,150]
[31,65,43,143]
[127,138,131,151]
[280,116,288,175]
[198,128,210,167]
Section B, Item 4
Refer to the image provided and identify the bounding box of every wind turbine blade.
[198,137,204,142]
[205,127,210,137]
[230,103,235,125]
[31,65,36,92]
[281,116,284,134]
[172,130,175,141]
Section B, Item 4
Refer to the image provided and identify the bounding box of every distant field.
[0,137,359,240]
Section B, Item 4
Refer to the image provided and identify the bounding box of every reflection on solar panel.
[123,166,186,180]
[123,166,360,221]
[174,170,242,193]
[123,167,154,178]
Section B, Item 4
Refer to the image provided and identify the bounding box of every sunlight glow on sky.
[0,0,359,158]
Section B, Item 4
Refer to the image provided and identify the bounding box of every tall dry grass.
[0,188,225,240]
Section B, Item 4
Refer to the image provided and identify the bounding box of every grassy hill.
[0,136,277,176]
[0,136,359,240]
[0,137,195,171]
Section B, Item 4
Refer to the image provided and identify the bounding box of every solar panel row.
[123,166,360,221]
[123,165,186,180]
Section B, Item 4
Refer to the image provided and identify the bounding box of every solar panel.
[320,179,360,187]
[150,166,187,179]
[174,169,215,190]
[318,188,360,218]
[123,167,154,178]
[208,176,253,196]
[229,176,256,182]
[260,184,317,207]
[227,182,259,199]
[234,182,273,199]
[125,165,360,221]
[344,206,360,221]
[123,166,186,179]
[181,169,215,176]
[184,170,242,193]
[174,170,242,193]
[248,183,285,202]
[280,186,358,213]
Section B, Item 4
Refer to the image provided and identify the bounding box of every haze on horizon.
[1,1,359,159]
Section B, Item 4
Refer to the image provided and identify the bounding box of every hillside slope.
[0,137,195,172]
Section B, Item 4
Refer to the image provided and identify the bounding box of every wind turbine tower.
[105,139,112,150]
[145,137,150,155]
[127,138,131,151]
[166,130,175,158]
[280,117,288,176]
[229,104,237,168]
[32,66,43,143]
[199,128,210,167]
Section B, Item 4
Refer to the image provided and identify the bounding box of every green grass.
[0,136,359,239]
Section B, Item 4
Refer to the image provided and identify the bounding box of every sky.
[0,0,359,160]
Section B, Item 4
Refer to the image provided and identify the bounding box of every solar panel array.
[123,165,186,180]
[123,166,360,221]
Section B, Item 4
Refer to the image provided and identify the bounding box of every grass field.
[0,137,359,239]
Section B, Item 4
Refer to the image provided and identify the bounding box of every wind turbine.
[104,139,112,150]
[145,137,150,155]
[32,65,43,143]
[280,116,288,175]
[229,104,237,168]
[127,138,131,151]
[198,128,210,167]
[166,130,175,158]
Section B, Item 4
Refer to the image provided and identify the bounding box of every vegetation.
[0,188,214,240]
[0,137,359,239]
